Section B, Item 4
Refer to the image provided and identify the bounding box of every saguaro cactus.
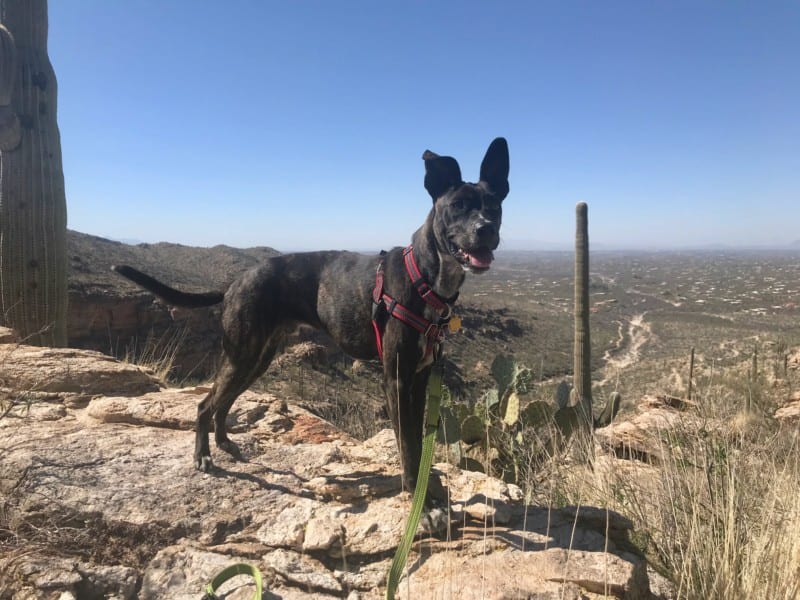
[0,0,68,346]
[573,202,592,430]
[0,23,20,150]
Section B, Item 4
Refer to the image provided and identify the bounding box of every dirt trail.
[599,313,651,386]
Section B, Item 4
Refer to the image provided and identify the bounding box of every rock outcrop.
[594,395,702,464]
[67,286,224,380]
[775,390,800,424]
[0,343,161,397]
[0,340,657,599]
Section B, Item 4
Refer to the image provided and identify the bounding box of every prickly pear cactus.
[440,355,574,480]
[440,351,622,483]
[491,354,533,426]
[594,391,621,428]
[0,0,68,346]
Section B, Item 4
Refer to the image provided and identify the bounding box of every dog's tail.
[112,265,225,308]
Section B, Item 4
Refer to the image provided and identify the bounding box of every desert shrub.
[542,365,800,600]
[122,326,188,384]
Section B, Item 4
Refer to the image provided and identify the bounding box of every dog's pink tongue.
[468,248,494,268]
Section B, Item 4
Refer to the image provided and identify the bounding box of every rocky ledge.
[0,330,657,599]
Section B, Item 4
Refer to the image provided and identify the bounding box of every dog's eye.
[451,199,465,210]
[484,206,500,218]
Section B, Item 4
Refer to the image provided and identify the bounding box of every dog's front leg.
[383,351,427,493]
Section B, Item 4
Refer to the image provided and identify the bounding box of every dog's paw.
[195,455,214,473]
[419,507,450,536]
[217,439,243,460]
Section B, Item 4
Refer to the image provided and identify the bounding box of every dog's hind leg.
[195,329,285,471]
[195,360,247,472]
[213,331,285,451]
[196,380,225,472]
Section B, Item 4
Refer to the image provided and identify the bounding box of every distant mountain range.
[67,230,280,294]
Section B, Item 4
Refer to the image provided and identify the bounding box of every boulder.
[775,390,800,424]
[594,395,703,463]
[0,343,161,397]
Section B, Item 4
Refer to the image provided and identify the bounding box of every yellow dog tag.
[448,315,462,333]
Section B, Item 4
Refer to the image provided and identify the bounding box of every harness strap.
[403,245,449,313]
[373,259,385,305]
[372,261,387,359]
[382,293,434,334]
[371,246,450,361]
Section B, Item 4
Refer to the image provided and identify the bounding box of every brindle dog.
[113,138,509,492]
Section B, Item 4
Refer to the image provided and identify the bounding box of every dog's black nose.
[476,222,496,238]
[475,221,499,249]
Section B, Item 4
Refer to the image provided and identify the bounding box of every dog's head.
[423,137,509,273]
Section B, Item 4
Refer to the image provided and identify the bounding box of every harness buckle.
[371,298,382,319]
[424,323,440,339]
[439,303,452,321]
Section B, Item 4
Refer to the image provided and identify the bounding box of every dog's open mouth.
[450,242,494,272]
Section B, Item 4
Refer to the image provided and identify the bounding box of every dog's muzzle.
[448,219,499,272]
[448,241,495,272]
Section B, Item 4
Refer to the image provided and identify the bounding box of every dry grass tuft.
[523,366,800,600]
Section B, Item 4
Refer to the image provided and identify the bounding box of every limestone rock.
[775,391,800,423]
[141,545,263,600]
[398,547,649,600]
[594,395,702,463]
[0,344,161,396]
[87,387,271,432]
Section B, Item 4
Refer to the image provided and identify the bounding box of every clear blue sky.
[47,2,799,251]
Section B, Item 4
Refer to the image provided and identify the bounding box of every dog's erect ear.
[479,137,509,198]
[422,150,463,201]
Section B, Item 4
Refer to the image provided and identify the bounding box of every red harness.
[371,245,452,361]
